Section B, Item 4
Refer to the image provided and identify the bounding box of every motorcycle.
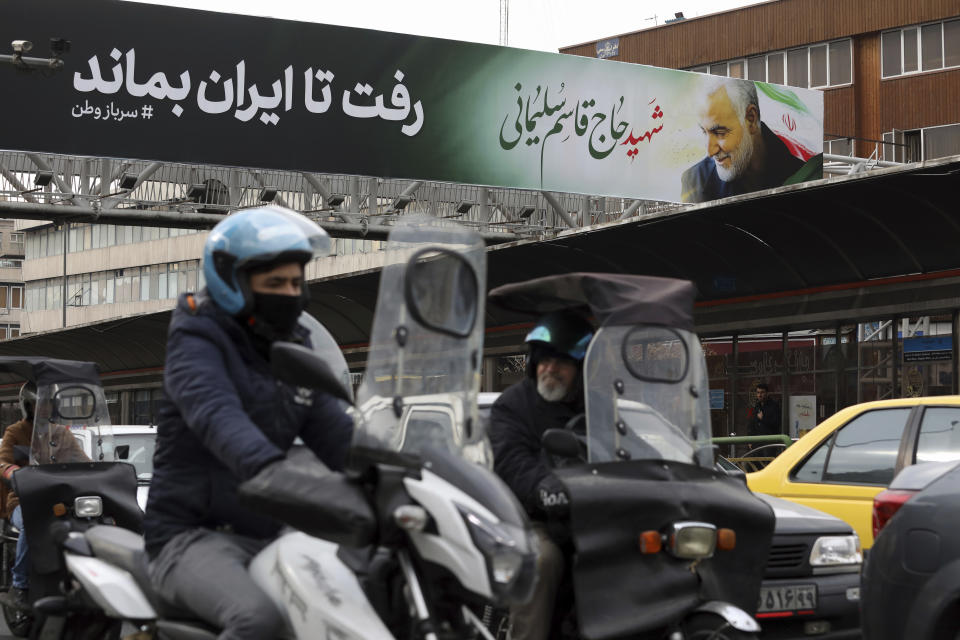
[488,273,776,640]
[64,222,539,639]
[0,356,142,639]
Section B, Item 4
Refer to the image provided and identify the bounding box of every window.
[883,20,960,78]
[767,52,785,84]
[810,44,828,88]
[826,138,852,156]
[168,263,179,298]
[786,48,808,87]
[923,123,960,159]
[922,23,943,71]
[689,40,852,89]
[792,408,911,485]
[11,286,22,309]
[904,28,919,73]
[133,389,163,425]
[915,407,960,464]
[946,19,960,67]
[829,40,852,85]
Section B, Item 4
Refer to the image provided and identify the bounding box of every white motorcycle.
[57,223,538,640]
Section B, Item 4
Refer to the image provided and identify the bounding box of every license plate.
[758,584,817,613]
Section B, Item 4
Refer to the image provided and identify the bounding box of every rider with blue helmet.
[143,206,353,640]
[488,310,594,640]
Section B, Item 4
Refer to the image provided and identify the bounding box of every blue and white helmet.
[202,205,332,315]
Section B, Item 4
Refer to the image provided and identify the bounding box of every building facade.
[560,0,960,162]
[555,0,960,438]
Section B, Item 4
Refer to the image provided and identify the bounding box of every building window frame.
[686,38,852,90]
[882,19,960,79]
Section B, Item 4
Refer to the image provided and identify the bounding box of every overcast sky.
[127,0,765,52]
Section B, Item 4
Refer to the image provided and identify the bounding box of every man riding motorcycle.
[0,382,38,610]
[0,382,88,611]
[143,205,354,640]
[488,310,594,640]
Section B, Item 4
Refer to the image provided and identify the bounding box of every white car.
[71,424,157,511]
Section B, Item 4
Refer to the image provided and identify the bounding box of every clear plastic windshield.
[299,311,353,403]
[354,222,486,460]
[30,382,114,465]
[584,324,713,467]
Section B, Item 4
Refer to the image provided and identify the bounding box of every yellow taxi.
[747,395,960,548]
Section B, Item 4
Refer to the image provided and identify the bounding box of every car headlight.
[810,535,861,567]
[458,506,537,605]
[74,496,103,518]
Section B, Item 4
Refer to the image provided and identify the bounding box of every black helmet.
[524,311,593,377]
[19,381,36,421]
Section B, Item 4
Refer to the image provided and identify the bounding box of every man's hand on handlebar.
[536,474,570,517]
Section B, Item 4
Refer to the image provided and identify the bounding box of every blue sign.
[596,38,619,59]
[709,389,725,410]
[904,335,953,362]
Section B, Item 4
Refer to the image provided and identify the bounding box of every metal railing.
[0,149,683,241]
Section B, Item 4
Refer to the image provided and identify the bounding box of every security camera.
[11,40,33,54]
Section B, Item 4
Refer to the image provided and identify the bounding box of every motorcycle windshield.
[584,323,713,467]
[353,222,486,462]
[30,382,114,465]
[299,310,353,403]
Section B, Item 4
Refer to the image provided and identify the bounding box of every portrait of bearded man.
[680,79,815,203]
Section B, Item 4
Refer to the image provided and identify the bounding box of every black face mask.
[250,292,306,339]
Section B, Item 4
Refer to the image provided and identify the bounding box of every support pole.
[541,191,577,228]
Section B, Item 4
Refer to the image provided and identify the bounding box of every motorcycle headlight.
[810,535,861,567]
[74,496,103,518]
[665,522,717,560]
[458,506,537,605]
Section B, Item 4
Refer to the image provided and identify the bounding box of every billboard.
[0,0,823,203]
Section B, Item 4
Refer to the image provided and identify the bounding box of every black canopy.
[488,273,696,330]
[0,357,101,387]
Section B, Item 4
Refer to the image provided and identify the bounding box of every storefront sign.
[709,388,725,410]
[903,336,953,362]
[596,38,619,59]
[0,0,823,202]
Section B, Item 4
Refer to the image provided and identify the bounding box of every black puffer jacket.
[144,292,353,557]
[489,377,582,518]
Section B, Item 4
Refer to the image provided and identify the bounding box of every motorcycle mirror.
[542,428,582,459]
[270,341,353,404]
[115,444,130,460]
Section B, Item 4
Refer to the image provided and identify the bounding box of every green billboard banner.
[0,0,823,203]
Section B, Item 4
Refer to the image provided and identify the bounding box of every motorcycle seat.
[84,525,158,605]
[82,526,224,638]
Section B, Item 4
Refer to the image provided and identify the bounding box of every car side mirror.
[270,341,353,404]
[542,428,582,459]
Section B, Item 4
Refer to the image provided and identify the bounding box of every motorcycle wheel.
[0,541,32,638]
[682,613,758,640]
